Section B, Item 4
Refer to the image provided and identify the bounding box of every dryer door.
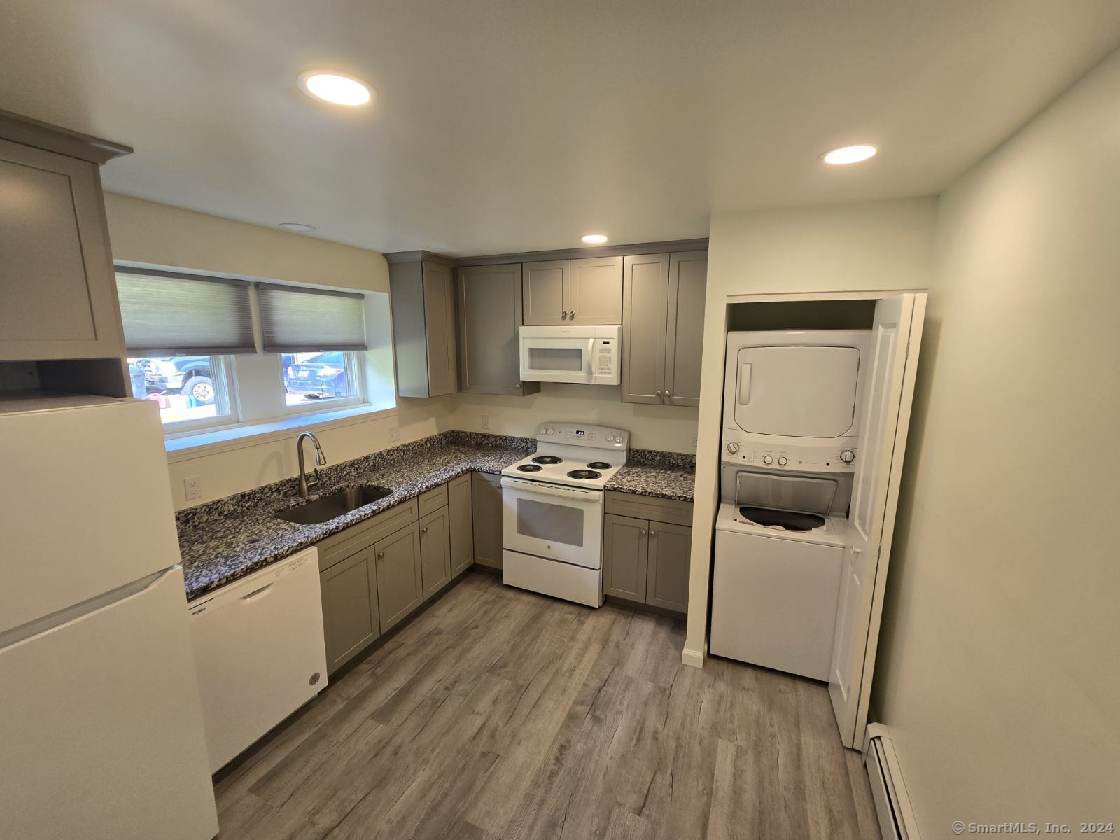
[733,345,861,437]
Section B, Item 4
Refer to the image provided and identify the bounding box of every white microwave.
[518,325,621,385]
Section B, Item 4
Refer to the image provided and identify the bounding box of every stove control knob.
[726,442,740,454]
[777,456,788,466]
[840,449,856,464]
[762,454,773,466]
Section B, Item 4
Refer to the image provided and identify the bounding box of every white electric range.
[500,422,630,607]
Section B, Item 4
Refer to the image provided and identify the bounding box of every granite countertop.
[177,431,532,601]
[176,433,696,601]
[605,448,696,502]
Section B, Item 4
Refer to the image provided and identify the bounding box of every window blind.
[116,271,256,354]
[257,283,367,352]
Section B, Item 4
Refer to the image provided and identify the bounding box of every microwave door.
[521,338,592,383]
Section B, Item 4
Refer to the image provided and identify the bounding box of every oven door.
[501,477,603,568]
[519,336,595,383]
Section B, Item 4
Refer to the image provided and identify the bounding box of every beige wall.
[873,51,1120,833]
[104,193,389,293]
[683,198,938,663]
[449,385,698,453]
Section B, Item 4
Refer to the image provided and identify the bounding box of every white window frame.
[136,355,241,437]
[278,350,367,416]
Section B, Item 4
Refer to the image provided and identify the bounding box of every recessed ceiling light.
[581,233,609,245]
[822,144,878,166]
[278,222,316,233]
[298,72,372,107]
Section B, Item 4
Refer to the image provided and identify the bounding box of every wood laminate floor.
[214,572,880,840]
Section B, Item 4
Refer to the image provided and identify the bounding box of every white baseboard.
[865,723,921,840]
[681,644,706,668]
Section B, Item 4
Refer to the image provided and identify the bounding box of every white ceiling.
[2,1,1119,256]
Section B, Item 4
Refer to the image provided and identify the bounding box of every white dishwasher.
[188,548,328,772]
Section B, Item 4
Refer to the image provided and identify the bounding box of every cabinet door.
[521,260,568,325]
[375,525,423,631]
[603,514,648,603]
[471,472,504,569]
[665,251,707,407]
[419,507,451,598]
[458,264,537,395]
[621,254,670,405]
[567,256,622,324]
[449,474,474,576]
[320,548,380,674]
[0,139,123,361]
[423,261,458,396]
[646,521,691,613]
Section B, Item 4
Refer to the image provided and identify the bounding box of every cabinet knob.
[420,526,428,535]
[561,310,568,320]
[377,552,385,559]
[640,529,647,536]
[664,389,672,399]
[650,529,657,538]
[569,310,575,319]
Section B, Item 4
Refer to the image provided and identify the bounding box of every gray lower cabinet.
[457,263,538,395]
[375,524,424,631]
[472,472,503,569]
[621,251,707,407]
[419,507,451,597]
[388,254,458,398]
[319,547,380,674]
[603,493,693,613]
[645,521,691,612]
[449,474,474,575]
[603,514,648,602]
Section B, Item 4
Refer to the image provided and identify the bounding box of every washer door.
[733,345,860,437]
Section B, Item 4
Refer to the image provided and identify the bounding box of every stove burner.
[586,461,611,469]
[532,455,563,465]
[566,469,602,480]
[517,464,542,472]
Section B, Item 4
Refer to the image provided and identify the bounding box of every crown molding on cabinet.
[386,238,708,269]
[0,109,132,164]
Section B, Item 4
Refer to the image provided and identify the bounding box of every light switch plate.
[183,475,203,502]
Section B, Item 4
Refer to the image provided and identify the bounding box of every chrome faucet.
[296,431,327,499]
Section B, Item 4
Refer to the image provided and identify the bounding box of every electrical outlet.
[183,475,203,502]
[388,426,401,444]
[479,415,490,431]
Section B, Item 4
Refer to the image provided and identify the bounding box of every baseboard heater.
[865,724,922,840]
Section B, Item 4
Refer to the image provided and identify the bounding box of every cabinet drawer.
[418,483,449,516]
[315,497,419,572]
[605,492,693,527]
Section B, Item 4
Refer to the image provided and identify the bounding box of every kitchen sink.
[275,484,393,525]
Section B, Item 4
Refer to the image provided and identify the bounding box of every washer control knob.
[726,441,740,454]
[762,454,774,465]
[777,456,788,466]
[840,449,856,464]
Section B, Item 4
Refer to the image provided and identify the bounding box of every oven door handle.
[500,476,601,501]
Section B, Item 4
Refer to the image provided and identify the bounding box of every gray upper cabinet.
[521,260,568,326]
[621,254,671,404]
[448,474,474,576]
[471,472,503,570]
[621,251,707,406]
[0,123,128,363]
[375,524,423,632]
[568,256,623,324]
[418,506,451,598]
[522,257,622,325]
[665,251,707,406]
[458,264,539,395]
[389,255,458,398]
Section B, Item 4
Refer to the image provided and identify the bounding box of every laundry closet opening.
[708,291,926,749]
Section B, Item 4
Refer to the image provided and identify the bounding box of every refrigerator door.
[0,398,182,634]
[0,566,218,840]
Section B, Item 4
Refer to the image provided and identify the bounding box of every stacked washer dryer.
[710,329,870,681]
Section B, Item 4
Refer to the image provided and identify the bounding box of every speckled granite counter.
[605,448,696,502]
[176,431,532,601]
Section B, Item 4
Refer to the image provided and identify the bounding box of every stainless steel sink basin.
[275,484,393,525]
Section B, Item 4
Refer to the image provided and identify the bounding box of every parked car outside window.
[281,352,355,406]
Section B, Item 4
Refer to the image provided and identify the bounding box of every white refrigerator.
[0,396,218,840]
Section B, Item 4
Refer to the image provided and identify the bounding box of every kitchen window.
[280,351,363,410]
[128,355,236,429]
